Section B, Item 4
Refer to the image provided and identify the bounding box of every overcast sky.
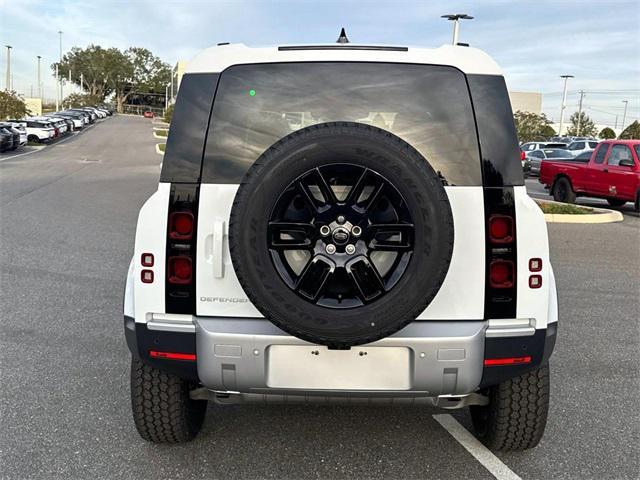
[1,0,639,126]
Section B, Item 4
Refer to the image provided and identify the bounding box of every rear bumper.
[126,316,556,397]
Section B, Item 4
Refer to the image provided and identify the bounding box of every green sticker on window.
[249,89,256,96]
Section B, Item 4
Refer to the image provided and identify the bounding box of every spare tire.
[229,122,454,347]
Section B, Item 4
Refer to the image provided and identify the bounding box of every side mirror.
[619,159,635,167]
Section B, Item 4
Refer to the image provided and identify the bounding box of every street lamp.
[441,14,474,45]
[621,100,629,131]
[558,74,574,136]
[5,45,12,91]
[37,55,42,100]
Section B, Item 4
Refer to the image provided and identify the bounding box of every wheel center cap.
[332,227,349,245]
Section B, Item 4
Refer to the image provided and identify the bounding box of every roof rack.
[278,45,408,52]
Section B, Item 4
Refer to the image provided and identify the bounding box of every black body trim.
[165,183,199,314]
[478,328,547,389]
[124,315,139,359]
[467,74,524,187]
[133,323,199,381]
[483,187,518,319]
[541,322,557,364]
[159,73,220,184]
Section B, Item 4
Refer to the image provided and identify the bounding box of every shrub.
[599,127,616,139]
[163,104,174,124]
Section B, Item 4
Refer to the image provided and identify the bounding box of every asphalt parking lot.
[1,116,638,479]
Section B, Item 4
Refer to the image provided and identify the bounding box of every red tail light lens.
[141,269,154,283]
[149,350,196,361]
[168,256,192,284]
[169,212,194,240]
[141,253,154,267]
[529,258,542,272]
[489,215,514,243]
[520,151,526,161]
[484,356,531,366]
[489,260,514,288]
[529,274,542,289]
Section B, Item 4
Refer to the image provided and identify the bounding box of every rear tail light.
[520,151,526,162]
[169,212,194,240]
[489,260,514,288]
[484,356,531,367]
[529,258,542,272]
[168,256,192,284]
[529,274,542,289]
[149,350,196,361]
[141,269,154,283]
[488,215,514,243]
[141,253,154,267]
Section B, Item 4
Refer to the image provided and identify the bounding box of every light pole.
[621,100,629,131]
[5,45,12,91]
[576,90,585,136]
[558,74,574,136]
[441,14,474,45]
[57,30,63,108]
[37,55,42,100]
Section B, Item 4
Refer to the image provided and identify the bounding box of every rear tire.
[635,192,640,212]
[606,198,626,207]
[470,364,550,452]
[27,135,39,143]
[130,358,207,443]
[552,177,576,203]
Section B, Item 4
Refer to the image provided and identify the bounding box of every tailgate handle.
[212,219,225,278]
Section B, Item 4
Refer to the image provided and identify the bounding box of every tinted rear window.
[202,62,481,185]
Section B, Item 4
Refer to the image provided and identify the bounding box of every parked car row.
[1,106,112,152]
[520,137,601,177]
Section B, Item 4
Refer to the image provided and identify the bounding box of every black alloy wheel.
[268,164,414,309]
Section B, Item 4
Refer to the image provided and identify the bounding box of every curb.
[152,131,168,139]
[155,143,165,156]
[537,200,624,224]
[153,121,170,127]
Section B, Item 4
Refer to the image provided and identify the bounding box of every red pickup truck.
[539,140,640,211]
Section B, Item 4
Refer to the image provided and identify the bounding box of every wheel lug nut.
[325,244,336,255]
[351,226,362,237]
[320,225,331,236]
[337,215,346,224]
[345,244,356,255]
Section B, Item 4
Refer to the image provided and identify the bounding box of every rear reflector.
[168,256,192,284]
[149,350,196,361]
[141,269,154,283]
[489,260,514,288]
[488,215,514,243]
[169,212,194,240]
[484,356,531,366]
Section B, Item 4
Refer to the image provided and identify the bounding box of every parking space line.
[433,414,521,480]
[0,147,45,163]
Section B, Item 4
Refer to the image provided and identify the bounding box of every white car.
[6,121,28,146]
[565,140,599,157]
[27,116,68,136]
[48,113,83,130]
[22,120,55,142]
[124,40,557,451]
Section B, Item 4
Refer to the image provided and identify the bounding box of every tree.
[618,120,640,140]
[108,47,171,113]
[599,127,616,139]
[0,91,29,119]
[566,111,597,137]
[53,45,170,113]
[63,93,103,109]
[164,104,174,124]
[513,110,554,143]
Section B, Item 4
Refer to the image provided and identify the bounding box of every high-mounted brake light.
[484,356,532,366]
[168,256,192,284]
[169,212,194,240]
[489,260,514,288]
[149,350,196,361]
[488,215,514,243]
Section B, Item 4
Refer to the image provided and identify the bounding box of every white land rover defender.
[124,38,558,451]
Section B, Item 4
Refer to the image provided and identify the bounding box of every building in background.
[24,97,42,116]
[171,61,188,102]
[508,91,542,114]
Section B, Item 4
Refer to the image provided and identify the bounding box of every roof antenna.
[336,27,350,44]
